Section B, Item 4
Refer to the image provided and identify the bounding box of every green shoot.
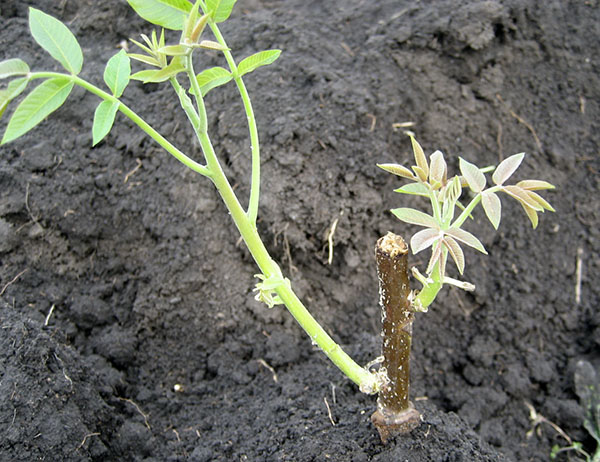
[0,2,379,394]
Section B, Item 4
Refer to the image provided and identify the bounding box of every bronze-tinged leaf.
[443,235,465,274]
[158,45,189,56]
[459,157,486,193]
[445,227,487,254]
[492,152,524,186]
[519,202,539,228]
[525,190,555,212]
[127,53,161,67]
[411,135,429,180]
[391,208,438,228]
[199,40,229,51]
[394,183,429,197]
[481,190,502,229]
[410,228,440,254]
[516,180,555,191]
[503,185,543,211]
[426,240,442,275]
[377,163,416,180]
[412,165,428,183]
[429,150,447,185]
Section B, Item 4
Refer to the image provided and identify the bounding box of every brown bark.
[371,233,421,443]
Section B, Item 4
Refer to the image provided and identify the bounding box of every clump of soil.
[1,0,598,460]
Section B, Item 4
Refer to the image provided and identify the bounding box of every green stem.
[414,259,443,309]
[185,53,208,134]
[167,64,378,392]
[205,18,261,226]
[452,193,482,228]
[28,72,211,177]
[197,130,378,392]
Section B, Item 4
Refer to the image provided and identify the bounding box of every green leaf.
[492,152,524,186]
[2,77,74,144]
[92,100,119,146]
[130,59,185,83]
[238,50,281,77]
[391,207,438,228]
[103,50,131,97]
[445,227,487,254]
[394,182,429,197]
[0,78,30,120]
[0,59,30,79]
[126,0,192,30]
[459,157,486,193]
[157,45,190,56]
[191,66,232,96]
[206,0,237,22]
[481,190,501,229]
[29,8,83,75]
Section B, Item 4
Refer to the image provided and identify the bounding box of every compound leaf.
[103,50,131,97]
[29,8,83,75]
[238,50,281,77]
[127,0,192,30]
[0,59,30,79]
[206,0,237,22]
[92,100,119,146]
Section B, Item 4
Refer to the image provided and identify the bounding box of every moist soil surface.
[1,1,599,461]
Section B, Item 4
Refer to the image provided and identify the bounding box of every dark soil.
[1,0,598,460]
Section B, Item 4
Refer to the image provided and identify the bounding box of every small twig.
[392,121,415,131]
[366,113,377,132]
[0,269,28,297]
[124,158,142,183]
[575,247,583,305]
[340,42,354,57]
[257,359,278,383]
[54,353,73,389]
[76,432,101,451]
[496,122,503,162]
[324,397,336,426]
[25,183,43,229]
[44,304,56,326]
[326,217,339,265]
[496,94,542,151]
[525,401,572,443]
[118,397,151,430]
